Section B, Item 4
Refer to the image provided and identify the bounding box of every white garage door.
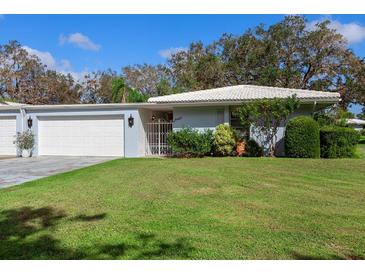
[0,116,17,156]
[38,115,124,156]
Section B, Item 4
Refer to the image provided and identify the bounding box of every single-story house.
[0,85,340,157]
[346,118,365,131]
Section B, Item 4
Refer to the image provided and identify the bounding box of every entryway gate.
[145,120,173,156]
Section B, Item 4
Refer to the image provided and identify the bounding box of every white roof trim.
[148,84,340,103]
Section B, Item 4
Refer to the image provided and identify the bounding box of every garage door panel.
[0,116,17,156]
[38,115,124,156]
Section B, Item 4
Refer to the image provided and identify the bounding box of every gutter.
[148,98,340,107]
[312,100,317,114]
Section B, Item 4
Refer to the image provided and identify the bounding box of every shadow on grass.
[292,251,364,260]
[72,213,107,222]
[0,206,193,259]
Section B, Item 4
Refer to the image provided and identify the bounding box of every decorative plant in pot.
[14,131,35,157]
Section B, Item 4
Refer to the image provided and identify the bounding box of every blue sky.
[1,14,364,112]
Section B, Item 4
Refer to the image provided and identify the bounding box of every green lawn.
[357,137,365,159]
[0,156,365,259]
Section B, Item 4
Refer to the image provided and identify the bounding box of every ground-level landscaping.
[0,156,365,259]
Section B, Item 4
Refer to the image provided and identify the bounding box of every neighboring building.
[0,85,340,157]
[346,118,365,131]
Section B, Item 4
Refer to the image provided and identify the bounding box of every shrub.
[14,130,35,151]
[285,116,320,158]
[361,128,365,136]
[213,124,236,156]
[320,126,360,158]
[167,127,213,157]
[245,139,263,157]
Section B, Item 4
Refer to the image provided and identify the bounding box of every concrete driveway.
[0,156,117,189]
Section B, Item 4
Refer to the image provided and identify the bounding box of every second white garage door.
[38,115,124,156]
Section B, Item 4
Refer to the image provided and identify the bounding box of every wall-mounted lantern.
[27,116,33,129]
[151,114,156,121]
[128,114,134,127]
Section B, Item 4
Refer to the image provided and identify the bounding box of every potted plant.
[14,131,35,158]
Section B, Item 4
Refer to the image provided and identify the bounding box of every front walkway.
[0,156,117,189]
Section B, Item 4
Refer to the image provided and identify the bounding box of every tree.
[0,40,81,104]
[111,77,148,103]
[169,42,225,91]
[122,64,172,97]
[81,70,117,103]
[111,77,130,103]
[235,95,300,156]
[0,40,46,103]
[37,71,81,104]
[166,16,364,109]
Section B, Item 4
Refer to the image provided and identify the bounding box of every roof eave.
[150,98,340,106]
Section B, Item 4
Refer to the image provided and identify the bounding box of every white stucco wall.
[173,106,229,132]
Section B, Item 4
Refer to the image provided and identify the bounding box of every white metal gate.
[145,120,172,156]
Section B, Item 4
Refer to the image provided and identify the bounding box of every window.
[217,110,224,125]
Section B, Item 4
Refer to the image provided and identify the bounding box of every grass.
[0,155,365,259]
[357,136,365,159]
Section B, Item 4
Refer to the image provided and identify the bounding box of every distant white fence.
[145,120,173,156]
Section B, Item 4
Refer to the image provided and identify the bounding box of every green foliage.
[111,77,148,103]
[14,131,35,151]
[235,95,300,156]
[156,78,183,96]
[361,129,365,136]
[336,109,355,119]
[285,116,320,158]
[320,126,360,158]
[111,78,129,103]
[213,124,237,156]
[126,88,149,102]
[245,139,263,157]
[313,111,336,127]
[167,128,213,158]
[313,107,355,128]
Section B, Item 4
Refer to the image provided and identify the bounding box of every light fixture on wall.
[151,114,156,121]
[27,116,33,129]
[128,114,134,127]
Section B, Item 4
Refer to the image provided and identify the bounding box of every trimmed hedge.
[285,116,320,158]
[320,126,360,158]
[213,124,236,156]
[167,127,213,158]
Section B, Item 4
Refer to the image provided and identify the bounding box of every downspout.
[18,106,27,157]
[312,100,317,116]
[19,106,27,133]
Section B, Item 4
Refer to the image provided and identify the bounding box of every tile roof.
[148,85,340,104]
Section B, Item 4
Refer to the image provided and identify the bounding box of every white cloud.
[307,19,365,44]
[158,47,187,58]
[23,46,57,69]
[23,46,86,81]
[59,32,101,51]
